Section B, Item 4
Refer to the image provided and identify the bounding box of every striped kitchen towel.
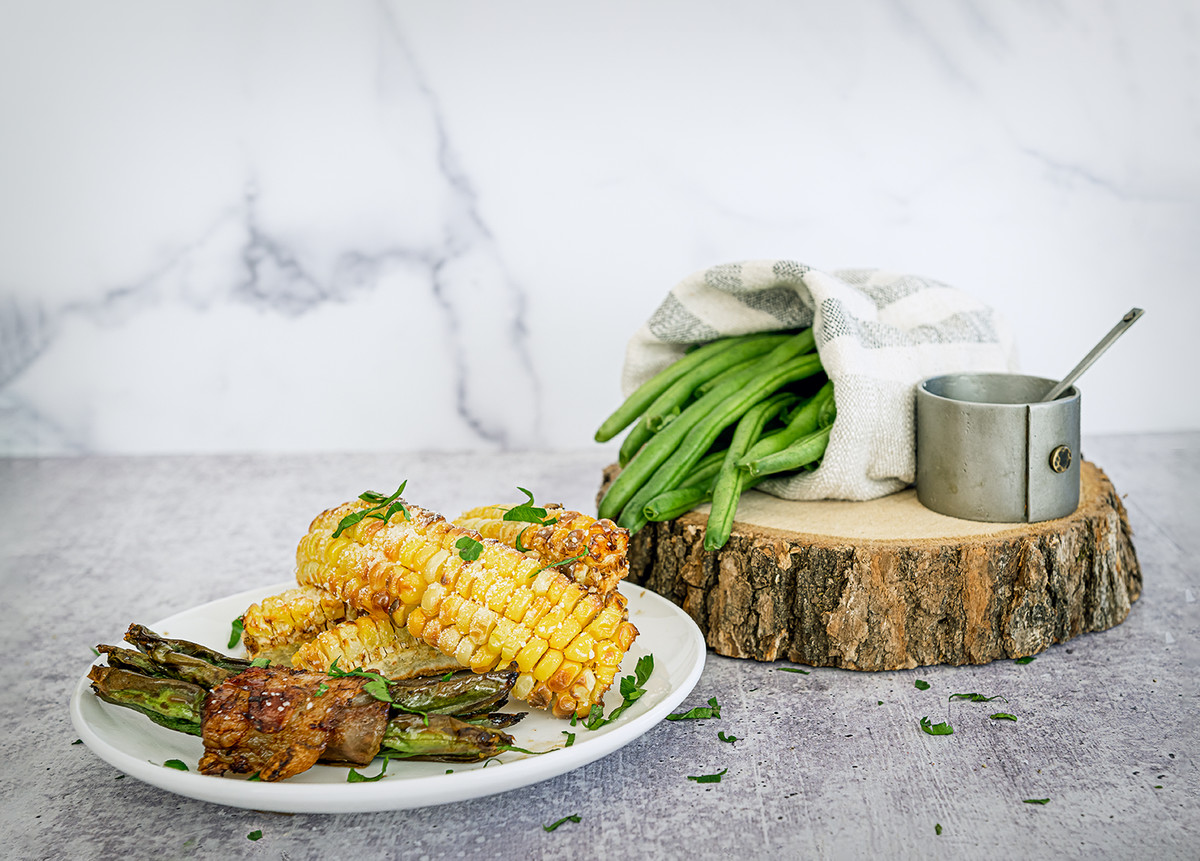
[619,260,1020,501]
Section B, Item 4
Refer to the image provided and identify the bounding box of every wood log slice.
[600,460,1141,671]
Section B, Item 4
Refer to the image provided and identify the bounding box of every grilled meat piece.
[198,666,388,781]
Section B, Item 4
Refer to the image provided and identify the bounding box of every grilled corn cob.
[455,503,629,596]
[295,497,638,718]
[292,612,461,680]
[242,585,353,663]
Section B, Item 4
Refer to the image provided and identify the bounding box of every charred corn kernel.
[294,495,638,717]
[241,586,351,661]
[455,503,630,596]
[546,659,582,693]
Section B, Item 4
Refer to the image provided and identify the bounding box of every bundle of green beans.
[596,329,836,550]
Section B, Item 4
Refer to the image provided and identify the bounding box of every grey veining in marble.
[1,1,1197,458]
[0,435,1196,859]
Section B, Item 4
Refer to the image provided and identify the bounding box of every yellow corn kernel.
[533,648,564,683]
[515,639,549,674]
[564,631,597,664]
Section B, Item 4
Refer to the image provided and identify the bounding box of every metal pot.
[915,373,1080,523]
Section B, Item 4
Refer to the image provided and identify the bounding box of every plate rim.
[69,581,706,813]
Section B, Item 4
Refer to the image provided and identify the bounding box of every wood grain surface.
[607,460,1142,670]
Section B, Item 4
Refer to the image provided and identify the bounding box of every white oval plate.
[70,582,706,813]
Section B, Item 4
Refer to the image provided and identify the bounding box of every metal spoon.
[1041,307,1144,402]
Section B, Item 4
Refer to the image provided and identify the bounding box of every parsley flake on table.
[949,692,1007,703]
[1022,798,1050,805]
[687,768,728,784]
[990,713,1018,721]
[1015,655,1036,665]
[247,830,263,841]
[914,679,931,690]
[718,731,738,744]
[543,814,581,832]
[919,716,954,736]
[666,697,721,721]
[935,824,943,836]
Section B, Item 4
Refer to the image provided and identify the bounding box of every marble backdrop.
[1,1,1196,456]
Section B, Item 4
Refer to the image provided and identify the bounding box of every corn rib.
[242,586,353,663]
[292,612,461,680]
[295,497,638,718]
[455,503,629,596]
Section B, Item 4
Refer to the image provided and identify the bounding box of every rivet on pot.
[1049,445,1072,474]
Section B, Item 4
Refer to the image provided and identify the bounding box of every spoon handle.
[1042,307,1144,402]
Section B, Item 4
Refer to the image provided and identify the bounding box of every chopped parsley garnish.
[247,830,263,841]
[1022,798,1050,805]
[163,759,189,771]
[914,679,931,690]
[919,716,954,736]
[543,814,581,832]
[228,616,244,649]
[250,657,270,667]
[949,693,1007,703]
[314,682,329,698]
[583,654,654,729]
[990,713,1018,721]
[503,488,559,527]
[775,667,809,674]
[717,731,738,744]
[562,731,576,748]
[935,824,943,836]
[1015,656,1036,665]
[326,659,426,720]
[456,535,484,562]
[687,768,728,784]
[71,739,83,745]
[529,551,589,578]
[666,697,721,721]
[331,481,411,539]
[348,757,392,783]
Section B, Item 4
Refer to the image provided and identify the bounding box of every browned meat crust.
[198,666,388,781]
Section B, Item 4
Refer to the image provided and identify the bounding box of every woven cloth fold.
[619,260,1020,501]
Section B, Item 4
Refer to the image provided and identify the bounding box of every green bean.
[704,392,795,550]
[595,333,782,443]
[616,352,824,532]
[643,485,711,522]
[615,336,790,465]
[738,381,835,467]
[597,331,816,522]
[741,425,833,478]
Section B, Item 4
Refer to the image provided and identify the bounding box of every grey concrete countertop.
[1,434,1196,860]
